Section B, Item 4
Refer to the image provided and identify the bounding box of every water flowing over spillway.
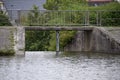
[0,52,120,80]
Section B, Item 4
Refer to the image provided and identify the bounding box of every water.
[0,52,120,80]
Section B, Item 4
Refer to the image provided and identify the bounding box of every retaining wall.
[0,27,120,55]
[64,27,120,54]
[0,27,25,56]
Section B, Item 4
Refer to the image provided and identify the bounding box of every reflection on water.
[0,52,120,80]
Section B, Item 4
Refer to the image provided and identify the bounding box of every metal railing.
[5,10,120,26]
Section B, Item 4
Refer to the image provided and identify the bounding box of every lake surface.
[0,52,120,80]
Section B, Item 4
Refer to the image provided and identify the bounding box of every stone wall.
[64,27,120,54]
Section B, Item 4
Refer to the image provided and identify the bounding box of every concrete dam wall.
[0,27,120,55]
[0,28,15,50]
[0,27,25,55]
[64,27,120,54]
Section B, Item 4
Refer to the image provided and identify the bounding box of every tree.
[27,5,40,26]
[0,11,11,26]
[43,0,61,10]
[43,0,87,10]
[25,31,51,51]
[26,5,51,51]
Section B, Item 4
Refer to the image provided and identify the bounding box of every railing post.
[99,11,102,26]
[56,30,60,56]
[96,11,99,26]
[87,11,90,26]
[85,11,89,26]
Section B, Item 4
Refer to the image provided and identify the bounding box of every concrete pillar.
[15,27,25,55]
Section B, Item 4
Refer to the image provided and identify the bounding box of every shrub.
[0,11,11,26]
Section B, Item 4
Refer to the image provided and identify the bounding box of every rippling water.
[0,52,120,80]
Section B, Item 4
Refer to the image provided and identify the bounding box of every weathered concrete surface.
[105,27,120,43]
[15,27,25,55]
[0,27,25,56]
[0,28,13,50]
[0,26,120,55]
[64,27,120,54]
[64,31,92,51]
[0,27,15,54]
[25,26,93,31]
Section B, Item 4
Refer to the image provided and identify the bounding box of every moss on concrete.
[0,28,16,56]
[0,49,15,56]
[9,29,15,49]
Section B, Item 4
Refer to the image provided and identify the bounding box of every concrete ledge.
[25,26,94,31]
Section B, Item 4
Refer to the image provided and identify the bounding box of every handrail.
[1,10,120,26]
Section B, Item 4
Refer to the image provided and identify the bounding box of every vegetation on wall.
[0,49,15,56]
[0,29,15,56]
